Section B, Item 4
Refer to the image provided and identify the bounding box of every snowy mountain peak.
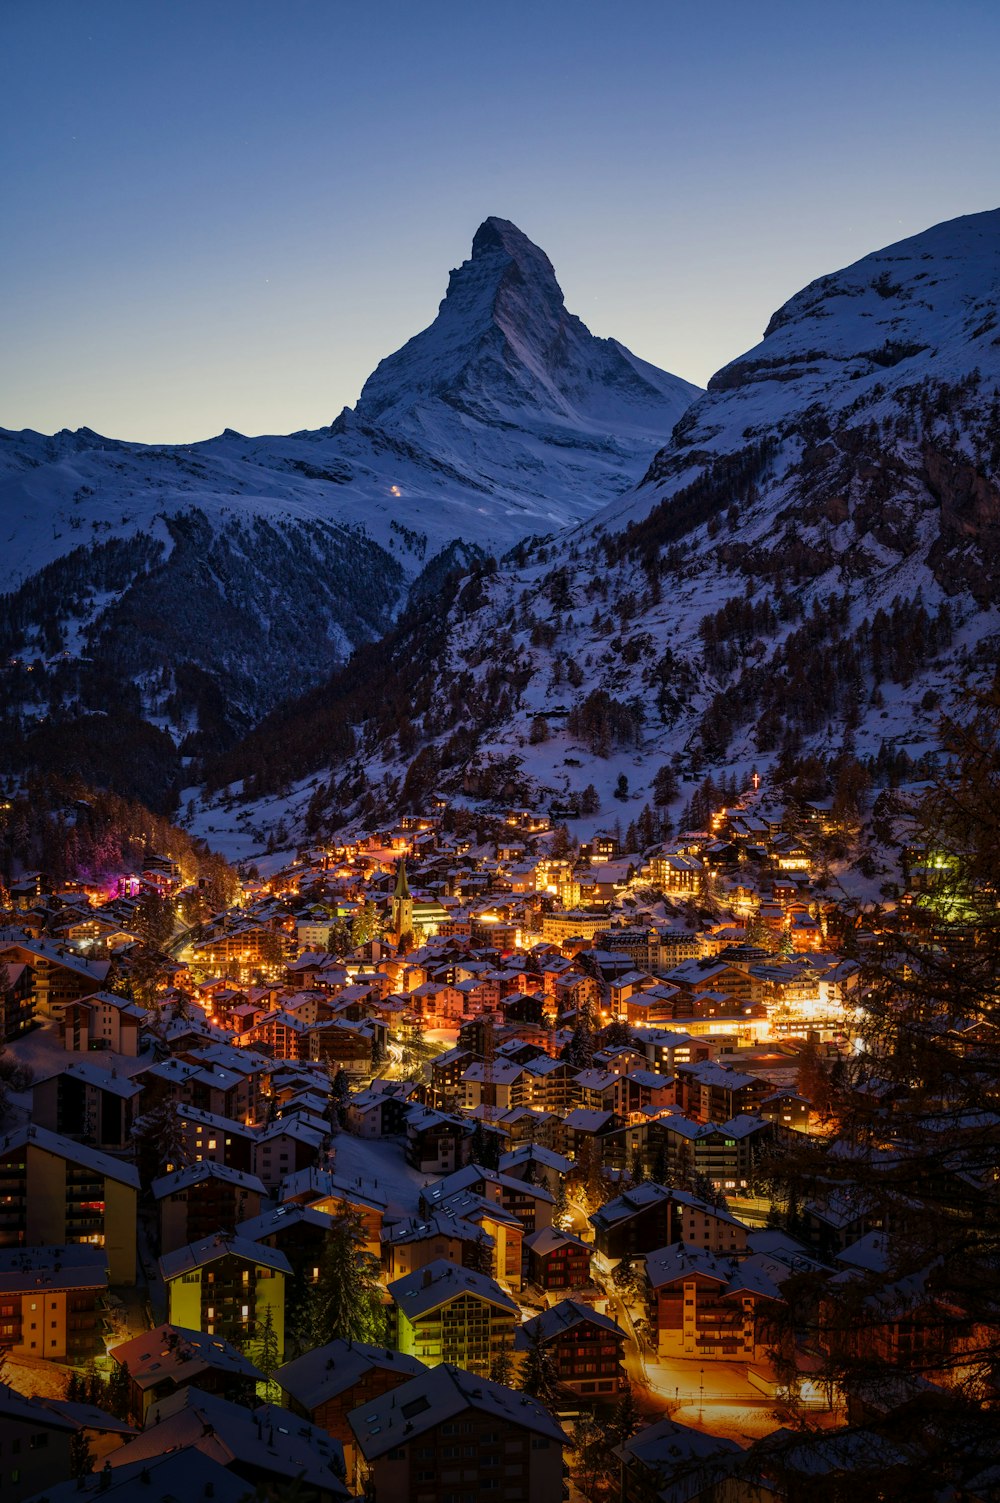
[353,216,698,436]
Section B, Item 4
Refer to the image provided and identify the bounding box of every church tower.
[391,857,413,942]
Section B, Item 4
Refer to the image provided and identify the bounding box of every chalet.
[522,1054,579,1113]
[0,937,110,1022]
[759,1088,811,1132]
[673,1059,770,1122]
[0,960,35,1040]
[498,1141,574,1197]
[174,1104,256,1173]
[62,991,144,1055]
[31,1060,142,1151]
[0,1244,107,1361]
[0,1385,77,1502]
[253,1116,327,1188]
[108,1323,262,1422]
[663,957,752,1011]
[279,1167,388,1256]
[590,1183,748,1263]
[562,1106,621,1160]
[429,1046,479,1110]
[633,1026,715,1074]
[277,1338,427,1490]
[618,1417,744,1503]
[388,1259,519,1376]
[237,1202,336,1290]
[515,1298,625,1399]
[152,1161,267,1255]
[421,1163,555,1237]
[348,1363,566,1503]
[381,1212,489,1281]
[461,1057,528,1112]
[159,1233,290,1357]
[103,1388,349,1503]
[307,1017,384,1074]
[523,1224,593,1292]
[404,1106,476,1174]
[0,1123,139,1283]
[644,1243,783,1361]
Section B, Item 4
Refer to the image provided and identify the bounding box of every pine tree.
[84,1359,104,1407]
[520,1324,560,1405]
[489,1337,513,1386]
[552,1173,570,1229]
[286,1269,323,1359]
[316,1210,386,1345]
[472,1120,501,1169]
[609,1376,642,1447]
[330,1068,352,1128]
[69,1428,93,1480]
[465,1231,494,1277]
[107,1359,130,1421]
[251,1304,281,1400]
[133,1100,190,1185]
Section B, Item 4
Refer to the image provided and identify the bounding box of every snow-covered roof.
[348,1362,566,1459]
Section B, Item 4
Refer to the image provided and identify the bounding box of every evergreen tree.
[250,1304,281,1400]
[552,1173,570,1229]
[84,1359,104,1407]
[107,1359,130,1421]
[316,1210,386,1345]
[69,1429,94,1480]
[520,1324,560,1405]
[571,1415,617,1497]
[471,1120,501,1170]
[286,1269,323,1359]
[609,1376,642,1448]
[133,1100,190,1186]
[465,1231,494,1277]
[330,1068,352,1128]
[489,1337,513,1386]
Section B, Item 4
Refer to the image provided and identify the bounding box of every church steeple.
[392,858,413,942]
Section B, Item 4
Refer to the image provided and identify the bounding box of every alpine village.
[3,184,1000,1503]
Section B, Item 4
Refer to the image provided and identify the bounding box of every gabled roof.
[348,1363,566,1459]
[523,1224,591,1257]
[33,1057,144,1098]
[237,1203,339,1244]
[159,1233,292,1281]
[106,1387,349,1496]
[388,1258,518,1320]
[108,1324,263,1390]
[514,1298,624,1347]
[0,1123,140,1188]
[151,1161,267,1200]
[277,1338,426,1411]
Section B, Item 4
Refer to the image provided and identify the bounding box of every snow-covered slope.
[210,207,1000,852]
[0,219,699,786]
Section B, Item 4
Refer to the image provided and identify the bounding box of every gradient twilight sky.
[2,0,998,444]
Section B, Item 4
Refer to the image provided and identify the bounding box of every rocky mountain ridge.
[0,219,699,807]
[197,208,1000,854]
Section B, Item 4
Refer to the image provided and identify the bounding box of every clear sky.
[2,0,999,443]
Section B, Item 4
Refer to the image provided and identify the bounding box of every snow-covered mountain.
[206,208,1000,853]
[0,218,698,801]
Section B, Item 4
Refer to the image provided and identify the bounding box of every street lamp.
[699,1367,704,1421]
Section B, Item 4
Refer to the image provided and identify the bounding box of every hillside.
[201,207,1000,852]
[0,219,698,807]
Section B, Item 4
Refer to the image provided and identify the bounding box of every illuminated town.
[2,5,999,1497]
[2,762,987,1501]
